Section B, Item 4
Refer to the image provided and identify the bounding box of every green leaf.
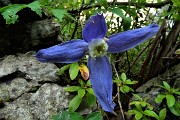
[146,103,153,110]
[166,94,175,107]
[68,95,82,112]
[86,88,94,95]
[78,79,85,87]
[52,9,68,22]
[85,112,103,120]
[127,110,135,115]
[159,108,166,120]
[108,7,131,30]
[169,102,180,116]
[133,102,142,111]
[87,92,96,107]
[163,81,171,91]
[51,115,62,120]
[172,0,180,6]
[124,79,138,84]
[120,85,130,93]
[140,101,147,107]
[78,88,86,98]
[113,79,121,83]
[51,111,84,120]
[174,91,180,95]
[40,0,49,5]
[58,64,71,75]
[135,111,143,120]
[69,62,79,80]
[27,1,42,17]
[86,80,92,86]
[143,110,159,119]
[121,73,126,81]
[51,111,70,120]
[69,112,84,120]
[155,94,165,103]
[133,94,142,100]
[64,86,81,92]
[1,4,26,24]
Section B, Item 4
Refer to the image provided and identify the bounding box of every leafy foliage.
[113,73,138,93]
[155,81,180,116]
[128,94,166,120]
[64,79,96,112]
[51,111,102,120]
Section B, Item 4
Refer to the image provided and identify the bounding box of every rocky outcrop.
[0,52,70,120]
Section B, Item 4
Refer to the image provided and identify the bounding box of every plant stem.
[112,62,125,120]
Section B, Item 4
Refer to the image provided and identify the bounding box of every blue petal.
[83,13,107,42]
[88,56,115,112]
[107,24,160,53]
[35,39,88,63]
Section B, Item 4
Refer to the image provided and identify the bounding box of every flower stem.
[112,62,125,120]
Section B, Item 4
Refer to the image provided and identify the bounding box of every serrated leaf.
[58,64,71,75]
[78,88,86,98]
[159,108,166,120]
[163,81,171,91]
[1,4,26,24]
[27,1,42,17]
[69,62,79,80]
[155,94,165,103]
[86,88,94,95]
[68,95,82,112]
[143,110,159,119]
[85,112,103,120]
[69,112,84,120]
[121,73,126,81]
[52,9,68,21]
[166,94,175,107]
[64,86,80,92]
[87,92,96,107]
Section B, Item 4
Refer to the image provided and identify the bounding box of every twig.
[71,0,84,39]
[112,62,125,120]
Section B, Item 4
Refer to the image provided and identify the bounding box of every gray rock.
[30,19,60,46]
[29,83,69,120]
[0,55,18,78]
[17,52,59,85]
[0,93,34,120]
[0,83,69,120]
[0,78,29,101]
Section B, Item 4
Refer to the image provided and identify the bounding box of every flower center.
[88,38,108,58]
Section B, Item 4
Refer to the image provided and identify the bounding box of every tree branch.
[82,0,172,10]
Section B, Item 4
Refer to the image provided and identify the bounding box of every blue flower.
[35,13,159,112]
